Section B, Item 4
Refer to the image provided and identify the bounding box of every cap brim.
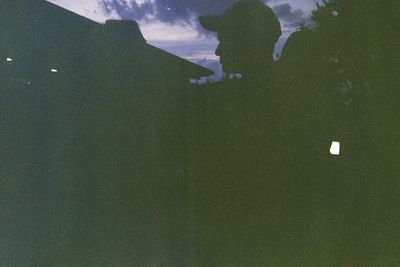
[199,15,222,32]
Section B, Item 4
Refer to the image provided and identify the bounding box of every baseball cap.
[199,0,281,38]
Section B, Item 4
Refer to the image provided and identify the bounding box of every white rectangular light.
[6,57,13,62]
[330,141,340,155]
[51,68,58,73]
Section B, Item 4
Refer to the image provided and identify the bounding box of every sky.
[47,0,321,79]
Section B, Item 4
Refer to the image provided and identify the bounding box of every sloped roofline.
[44,0,213,77]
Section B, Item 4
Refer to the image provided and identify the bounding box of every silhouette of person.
[199,0,281,79]
[193,2,300,265]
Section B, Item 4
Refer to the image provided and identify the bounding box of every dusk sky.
[47,0,321,79]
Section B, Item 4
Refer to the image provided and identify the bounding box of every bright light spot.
[330,141,340,155]
[6,57,13,62]
[51,68,58,73]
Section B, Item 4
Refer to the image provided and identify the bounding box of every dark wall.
[0,1,208,265]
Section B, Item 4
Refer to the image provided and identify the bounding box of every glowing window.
[330,141,340,155]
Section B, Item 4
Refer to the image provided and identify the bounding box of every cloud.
[48,0,319,33]
[273,3,304,22]
[47,0,120,22]
[101,0,242,23]
[98,0,322,40]
[272,3,306,28]
[102,0,153,21]
[140,22,199,41]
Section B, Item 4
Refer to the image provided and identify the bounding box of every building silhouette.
[0,0,212,265]
[0,0,212,84]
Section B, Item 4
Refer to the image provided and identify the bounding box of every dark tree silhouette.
[292,1,400,264]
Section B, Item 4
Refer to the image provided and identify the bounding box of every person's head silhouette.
[200,0,281,78]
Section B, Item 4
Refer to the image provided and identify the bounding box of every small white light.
[51,68,58,73]
[6,57,13,62]
[330,141,340,155]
